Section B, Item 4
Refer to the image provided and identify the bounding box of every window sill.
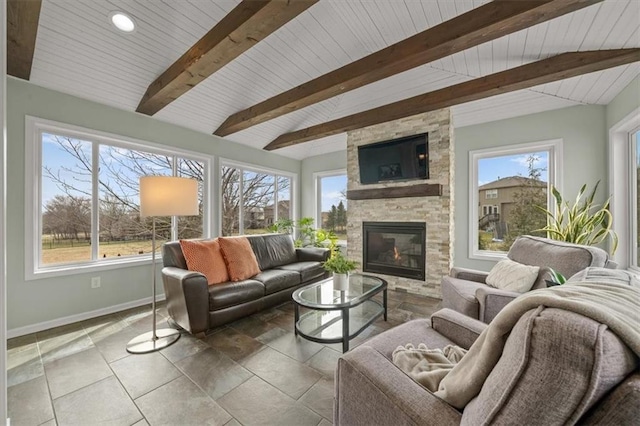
[469,250,508,262]
[26,255,159,281]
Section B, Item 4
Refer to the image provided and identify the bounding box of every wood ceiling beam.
[215,0,602,137]
[264,49,640,151]
[136,0,318,116]
[7,0,42,80]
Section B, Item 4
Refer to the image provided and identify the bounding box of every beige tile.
[53,376,142,425]
[224,419,242,426]
[8,376,54,426]
[136,376,232,425]
[204,327,264,362]
[305,347,341,378]
[110,351,182,399]
[91,326,140,364]
[44,347,113,399]
[37,324,94,364]
[243,347,322,399]
[160,333,208,363]
[317,418,332,426]
[218,376,321,426]
[229,315,278,338]
[256,328,324,362]
[7,342,44,387]
[175,348,253,400]
[299,377,335,421]
[7,333,37,350]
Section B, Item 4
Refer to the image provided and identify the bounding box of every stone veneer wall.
[346,109,454,298]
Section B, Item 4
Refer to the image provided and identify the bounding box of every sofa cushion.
[179,239,229,285]
[462,308,637,425]
[275,261,325,283]
[485,258,539,293]
[253,269,300,295]
[580,373,640,425]
[440,276,482,320]
[508,235,610,290]
[218,236,261,281]
[247,234,297,271]
[208,279,265,310]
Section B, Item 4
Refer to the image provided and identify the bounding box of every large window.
[315,171,347,239]
[220,162,293,236]
[633,129,640,267]
[610,108,640,270]
[470,140,561,258]
[27,117,209,277]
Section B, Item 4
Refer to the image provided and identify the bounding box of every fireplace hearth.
[362,222,426,280]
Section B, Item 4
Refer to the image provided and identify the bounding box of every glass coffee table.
[292,274,387,352]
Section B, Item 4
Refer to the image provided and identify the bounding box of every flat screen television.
[358,132,429,184]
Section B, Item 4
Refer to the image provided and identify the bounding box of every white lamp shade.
[140,176,199,218]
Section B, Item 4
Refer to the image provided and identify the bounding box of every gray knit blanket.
[393,278,640,409]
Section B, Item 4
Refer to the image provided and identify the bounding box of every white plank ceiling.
[28,0,640,160]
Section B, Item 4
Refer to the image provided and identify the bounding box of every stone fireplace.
[346,109,454,298]
[362,221,426,280]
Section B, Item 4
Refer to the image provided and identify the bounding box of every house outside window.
[470,140,561,259]
[485,189,498,199]
[220,161,294,236]
[26,117,210,278]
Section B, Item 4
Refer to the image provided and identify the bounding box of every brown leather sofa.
[161,233,330,336]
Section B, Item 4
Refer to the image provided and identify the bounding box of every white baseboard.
[7,295,166,339]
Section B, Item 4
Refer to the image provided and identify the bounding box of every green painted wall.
[455,105,608,271]
[300,151,347,220]
[606,75,640,129]
[6,78,300,330]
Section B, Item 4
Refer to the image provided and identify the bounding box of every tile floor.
[7,290,441,426]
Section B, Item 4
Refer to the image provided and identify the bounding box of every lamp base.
[126,328,181,354]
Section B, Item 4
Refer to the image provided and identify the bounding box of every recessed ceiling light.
[109,12,136,33]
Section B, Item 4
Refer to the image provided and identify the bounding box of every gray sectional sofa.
[161,233,330,336]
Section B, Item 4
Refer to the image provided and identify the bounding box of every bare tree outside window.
[41,133,204,265]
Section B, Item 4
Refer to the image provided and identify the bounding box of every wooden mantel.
[347,184,442,201]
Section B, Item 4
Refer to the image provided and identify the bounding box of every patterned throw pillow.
[218,236,261,282]
[486,258,540,293]
[179,239,229,285]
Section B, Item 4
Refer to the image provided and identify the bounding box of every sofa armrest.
[296,247,330,262]
[430,308,487,350]
[450,267,488,284]
[475,286,521,323]
[335,346,461,426]
[161,267,209,335]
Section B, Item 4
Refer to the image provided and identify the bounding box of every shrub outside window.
[470,140,561,259]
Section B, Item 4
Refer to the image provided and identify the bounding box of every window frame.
[609,106,640,271]
[25,116,213,280]
[218,158,296,236]
[469,139,563,261]
[313,169,347,230]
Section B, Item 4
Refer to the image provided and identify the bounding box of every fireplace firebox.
[362,222,426,280]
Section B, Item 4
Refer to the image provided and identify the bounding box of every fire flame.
[393,246,401,263]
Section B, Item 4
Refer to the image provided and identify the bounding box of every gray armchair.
[335,307,639,425]
[441,235,616,323]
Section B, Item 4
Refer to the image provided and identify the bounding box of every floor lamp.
[126,176,199,354]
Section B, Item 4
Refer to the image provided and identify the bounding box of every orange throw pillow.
[179,239,229,285]
[218,236,261,281]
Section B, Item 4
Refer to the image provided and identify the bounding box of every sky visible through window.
[478,151,549,185]
[321,174,347,211]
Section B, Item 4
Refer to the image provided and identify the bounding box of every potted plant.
[545,268,567,287]
[323,251,358,291]
[535,180,618,254]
